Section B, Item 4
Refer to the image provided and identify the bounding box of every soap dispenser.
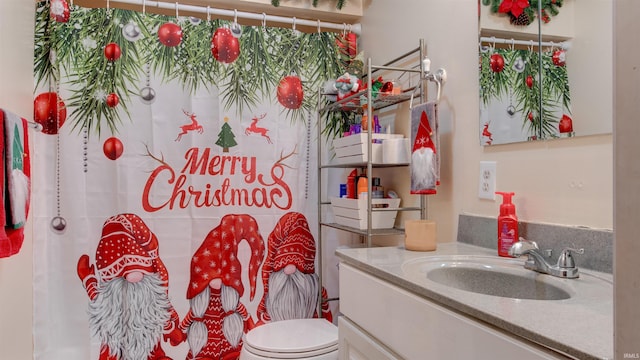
[495,191,519,257]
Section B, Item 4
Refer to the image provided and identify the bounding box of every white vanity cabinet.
[338,263,570,360]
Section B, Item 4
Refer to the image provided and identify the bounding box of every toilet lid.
[244,318,338,357]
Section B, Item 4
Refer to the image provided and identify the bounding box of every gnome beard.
[187,284,244,357]
[266,269,320,321]
[411,147,437,190]
[88,273,171,360]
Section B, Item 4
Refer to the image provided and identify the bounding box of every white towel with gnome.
[410,102,439,194]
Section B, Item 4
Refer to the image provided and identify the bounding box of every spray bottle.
[495,191,519,257]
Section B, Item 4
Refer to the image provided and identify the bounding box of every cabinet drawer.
[338,317,401,360]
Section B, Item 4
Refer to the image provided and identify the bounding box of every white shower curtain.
[31,2,347,359]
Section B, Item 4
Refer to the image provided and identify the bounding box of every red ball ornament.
[552,50,566,66]
[526,75,534,88]
[490,53,505,73]
[103,137,124,160]
[34,92,67,135]
[106,93,119,108]
[528,112,534,122]
[50,0,70,23]
[158,22,183,47]
[559,114,573,133]
[211,27,240,63]
[104,43,121,61]
[277,75,304,110]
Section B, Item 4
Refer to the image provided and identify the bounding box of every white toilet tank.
[240,318,339,360]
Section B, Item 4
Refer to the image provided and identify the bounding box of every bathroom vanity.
[336,243,613,360]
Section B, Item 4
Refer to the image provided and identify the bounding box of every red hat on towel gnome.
[411,108,438,194]
[182,214,265,360]
[77,213,183,360]
[256,212,333,325]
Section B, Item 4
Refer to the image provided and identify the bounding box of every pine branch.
[65,8,143,136]
[242,26,278,101]
[174,19,220,92]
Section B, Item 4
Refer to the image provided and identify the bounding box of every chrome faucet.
[508,238,584,279]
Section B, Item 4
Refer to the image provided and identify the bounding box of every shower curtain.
[32,2,348,359]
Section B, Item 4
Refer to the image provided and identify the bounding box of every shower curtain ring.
[292,17,296,32]
[106,0,110,10]
[510,38,515,51]
[342,23,347,36]
[317,19,321,34]
[206,6,211,21]
[233,9,238,25]
[175,2,179,19]
[142,0,146,14]
[262,13,267,28]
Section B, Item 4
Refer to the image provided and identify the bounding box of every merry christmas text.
[142,147,293,211]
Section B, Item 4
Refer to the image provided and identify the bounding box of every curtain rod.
[95,0,362,34]
[480,36,570,50]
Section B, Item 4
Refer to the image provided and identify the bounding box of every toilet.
[240,318,339,360]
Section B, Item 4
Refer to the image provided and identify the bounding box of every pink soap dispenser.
[495,191,519,257]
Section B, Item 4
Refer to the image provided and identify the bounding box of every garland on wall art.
[479,45,571,139]
[35,1,350,136]
[482,0,564,26]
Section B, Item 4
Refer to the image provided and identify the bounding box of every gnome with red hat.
[77,213,184,360]
[181,214,265,360]
[256,212,332,325]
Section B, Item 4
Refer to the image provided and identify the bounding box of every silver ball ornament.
[139,86,156,105]
[512,57,525,73]
[231,23,242,38]
[123,21,142,42]
[51,216,67,233]
[507,105,516,117]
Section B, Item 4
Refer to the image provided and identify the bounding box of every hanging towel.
[0,109,31,258]
[410,101,440,194]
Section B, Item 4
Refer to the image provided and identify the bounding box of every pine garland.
[482,0,564,26]
[34,1,346,135]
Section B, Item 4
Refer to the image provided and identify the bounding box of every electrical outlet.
[478,161,497,200]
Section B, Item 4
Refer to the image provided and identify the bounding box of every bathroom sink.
[401,255,572,300]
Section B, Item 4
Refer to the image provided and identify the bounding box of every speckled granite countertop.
[336,243,613,360]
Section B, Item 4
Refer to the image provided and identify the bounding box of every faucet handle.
[557,247,584,268]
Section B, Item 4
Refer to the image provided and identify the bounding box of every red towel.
[0,109,31,258]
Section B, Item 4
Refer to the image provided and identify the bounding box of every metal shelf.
[319,88,418,114]
[319,162,409,169]
[316,39,428,315]
[319,222,406,236]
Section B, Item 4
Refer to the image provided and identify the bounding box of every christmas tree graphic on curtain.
[33,1,355,359]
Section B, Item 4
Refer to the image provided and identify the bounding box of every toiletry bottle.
[357,176,368,199]
[495,191,519,257]
[347,169,357,199]
[361,104,369,131]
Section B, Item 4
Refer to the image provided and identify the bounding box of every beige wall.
[360,0,612,244]
[614,0,640,356]
[0,1,35,358]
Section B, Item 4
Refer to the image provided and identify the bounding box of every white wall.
[360,0,612,244]
[0,1,35,359]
